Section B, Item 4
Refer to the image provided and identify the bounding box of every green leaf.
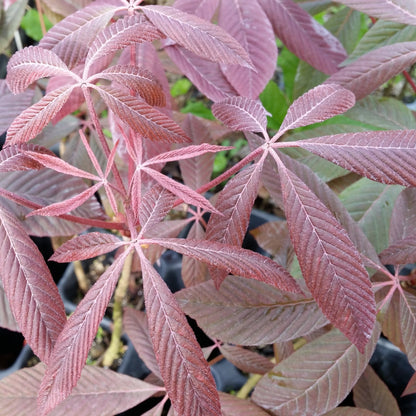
[0,0,28,53]
[345,19,416,65]
[20,8,53,42]
[277,47,299,101]
[171,77,192,97]
[180,100,214,119]
[339,178,403,253]
[260,80,289,130]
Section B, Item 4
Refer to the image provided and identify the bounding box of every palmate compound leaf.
[252,325,380,416]
[0,204,66,363]
[325,41,416,100]
[138,250,221,416]
[276,84,356,137]
[176,275,327,345]
[95,65,166,107]
[335,0,416,25]
[96,86,190,143]
[275,153,376,352]
[353,365,401,416]
[258,0,347,75]
[6,85,77,145]
[212,97,268,133]
[39,4,118,68]
[6,46,75,94]
[84,14,163,78]
[38,248,131,416]
[0,363,164,416]
[142,5,252,68]
[218,0,277,99]
[49,232,124,262]
[292,130,416,187]
[205,164,262,286]
[145,237,301,293]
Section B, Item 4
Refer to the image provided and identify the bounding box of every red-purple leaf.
[403,372,416,396]
[219,344,274,375]
[335,0,416,25]
[292,130,416,187]
[277,84,356,136]
[252,326,380,415]
[139,251,221,416]
[0,363,163,416]
[353,365,401,416]
[0,204,66,363]
[142,5,252,67]
[123,308,162,380]
[219,0,277,99]
[142,167,218,214]
[38,248,131,415]
[379,236,416,265]
[0,144,54,172]
[0,81,34,135]
[6,85,76,144]
[147,237,301,293]
[84,14,163,77]
[176,276,327,345]
[205,164,261,285]
[173,0,219,20]
[50,232,123,262]
[325,42,416,100]
[39,4,118,68]
[94,65,166,107]
[389,188,416,244]
[28,182,102,218]
[219,392,270,416]
[97,86,190,143]
[324,408,383,416]
[6,46,74,94]
[399,290,416,369]
[277,154,375,352]
[165,45,236,102]
[259,0,347,74]
[212,97,268,133]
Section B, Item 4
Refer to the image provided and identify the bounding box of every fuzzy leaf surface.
[97,86,189,143]
[0,144,54,172]
[259,0,347,74]
[218,0,276,99]
[278,157,375,351]
[39,4,117,68]
[6,46,73,94]
[96,65,165,107]
[6,85,76,144]
[353,365,400,416]
[293,130,416,187]
[325,41,416,100]
[50,232,123,262]
[277,84,356,136]
[176,276,325,345]
[123,308,161,379]
[252,326,380,415]
[84,14,162,77]
[212,97,267,132]
[148,238,301,293]
[0,204,66,363]
[142,6,252,67]
[379,236,416,264]
[0,364,163,416]
[140,253,221,416]
[335,0,416,25]
[38,249,130,415]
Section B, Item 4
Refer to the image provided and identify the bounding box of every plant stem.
[102,249,133,367]
[236,374,262,399]
[34,0,47,36]
[74,260,89,293]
